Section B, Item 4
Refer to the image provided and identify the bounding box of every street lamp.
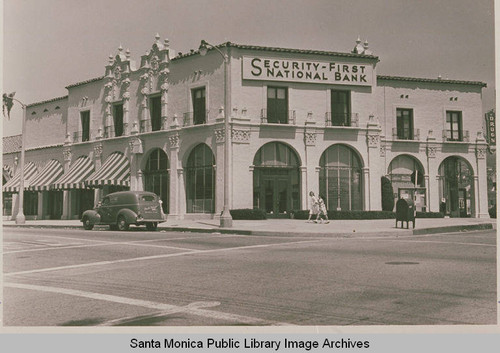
[198,40,233,228]
[3,92,27,224]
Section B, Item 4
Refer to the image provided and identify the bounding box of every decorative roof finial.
[126,48,131,59]
[155,33,160,40]
[108,54,114,65]
[164,38,170,48]
[118,44,123,52]
[352,36,364,54]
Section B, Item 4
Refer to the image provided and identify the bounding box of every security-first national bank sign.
[242,56,373,86]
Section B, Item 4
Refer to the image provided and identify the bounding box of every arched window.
[319,144,362,211]
[253,142,300,215]
[438,156,474,217]
[186,144,215,213]
[144,149,169,213]
[388,155,425,187]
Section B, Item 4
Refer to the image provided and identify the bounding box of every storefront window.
[144,148,169,213]
[186,144,214,213]
[439,156,473,217]
[319,145,362,211]
[253,142,300,215]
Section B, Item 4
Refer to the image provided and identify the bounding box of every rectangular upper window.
[113,103,124,137]
[267,87,288,123]
[396,108,414,140]
[80,111,90,142]
[446,111,463,141]
[192,87,206,125]
[150,95,162,131]
[330,90,351,126]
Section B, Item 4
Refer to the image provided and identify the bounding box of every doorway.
[261,172,290,216]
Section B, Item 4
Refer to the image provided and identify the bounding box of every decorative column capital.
[63,147,72,162]
[93,142,103,159]
[427,145,437,158]
[304,132,317,146]
[232,128,250,144]
[215,128,225,144]
[476,146,487,159]
[366,133,380,148]
[169,134,180,149]
[129,137,143,154]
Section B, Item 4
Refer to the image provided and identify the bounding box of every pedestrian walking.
[307,191,319,222]
[315,195,329,224]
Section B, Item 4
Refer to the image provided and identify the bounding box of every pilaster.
[168,133,180,218]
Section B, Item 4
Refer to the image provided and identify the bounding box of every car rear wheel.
[146,222,158,231]
[117,216,129,231]
[82,217,94,230]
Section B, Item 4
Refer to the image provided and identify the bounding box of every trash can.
[396,198,416,229]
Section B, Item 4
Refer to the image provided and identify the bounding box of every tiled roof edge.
[26,95,68,108]
[377,75,487,87]
[171,42,379,61]
[65,76,104,89]
[26,143,64,152]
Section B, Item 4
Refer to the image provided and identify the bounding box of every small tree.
[381,176,395,211]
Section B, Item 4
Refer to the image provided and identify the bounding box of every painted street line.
[4,282,292,326]
[5,239,324,277]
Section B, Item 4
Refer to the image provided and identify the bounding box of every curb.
[412,223,493,235]
[3,223,494,237]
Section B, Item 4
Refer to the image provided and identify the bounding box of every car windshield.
[141,195,156,202]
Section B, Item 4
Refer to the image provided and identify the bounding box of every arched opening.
[438,156,474,217]
[253,142,300,216]
[388,155,426,211]
[144,148,169,213]
[319,144,363,211]
[186,144,215,213]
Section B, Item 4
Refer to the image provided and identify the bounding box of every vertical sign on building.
[485,110,496,151]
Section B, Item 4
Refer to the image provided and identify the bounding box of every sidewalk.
[2,216,495,237]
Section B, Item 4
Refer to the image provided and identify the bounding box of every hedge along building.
[2,35,490,220]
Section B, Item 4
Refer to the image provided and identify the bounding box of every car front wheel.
[117,216,129,231]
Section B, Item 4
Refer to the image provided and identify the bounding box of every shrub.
[229,208,267,220]
[488,204,496,219]
[416,211,444,218]
[381,176,395,212]
[292,210,395,220]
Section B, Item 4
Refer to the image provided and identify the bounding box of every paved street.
[2,227,496,326]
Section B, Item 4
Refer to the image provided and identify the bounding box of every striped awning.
[2,162,38,193]
[28,160,64,191]
[85,152,130,187]
[52,156,94,190]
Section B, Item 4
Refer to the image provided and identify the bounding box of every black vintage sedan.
[81,191,165,231]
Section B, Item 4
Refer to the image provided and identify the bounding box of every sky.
[1,0,496,137]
